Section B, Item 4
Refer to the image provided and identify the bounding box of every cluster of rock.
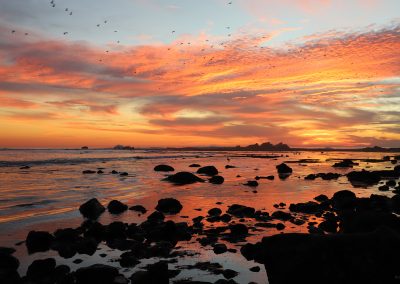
[241,188,400,284]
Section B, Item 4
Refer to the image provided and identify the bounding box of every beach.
[0,149,399,283]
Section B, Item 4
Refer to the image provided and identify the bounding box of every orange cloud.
[0,23,399,147]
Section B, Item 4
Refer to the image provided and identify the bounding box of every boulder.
[208,208,222,217]
[213,243,228,254]
[244,227,400,284]
[155,198,183,214]
[289,201,322,214]
[227,204,255,218]
[276,163,292,174]
[197,166,219,176]
[331,190,356,210]
[129,205,147,214]
[347,170,381,186]
[209,175,224,184]
[79,198,105,219]
[332,159,358,167]
[26,231,54,253]
[314,194,329,202]
[229,224,248,236]
[244,180,258,187]
[154,165,175,172]
[75,264,119,284]
[107,200,128,214]
[166,172,204,185]
[189,164,201,167]
[26,258,56,281]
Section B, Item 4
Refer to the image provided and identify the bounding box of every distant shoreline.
[1,146,400,152]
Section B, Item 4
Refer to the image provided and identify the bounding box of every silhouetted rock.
[271,211,292,221]
[314,194,329,202]
[75,264,119,284]
[79,198,105,219]
[154,165,175,172]
[197,166,218,176]
[244,180,258,187]
[213,243,227,254]
[289,201,323,214]
[305,173,340,180]
[166,172,204,185]
[129,261,169,284]
[243,227,400,284]
[26,231,54,253]
[0,248,19,284]
[82,170,96,174]
[119,251,140,268]
[107,200,128,214]
[347,170,381,186]
[227,204,255,218]
[189,164,201,167]
[113,145,134,150]
[225,165,236,169]
[229,224,248,236]
[129,205,147,214]
[208,208,222,217]
[331,190,356,210]
[332,159,358,167]
[276,163,292,174]
[26,258,56,281]
[156,198,183,214]
[209,175,224,184]
[20,165,30,170]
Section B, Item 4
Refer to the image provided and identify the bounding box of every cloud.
[0,22,399,147]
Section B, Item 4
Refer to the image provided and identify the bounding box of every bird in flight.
[69,12,72,15]
[97,24,100,27]
[228,1,232,4]
[63,32,68,35]
[172,30,175,33]
[11,30,15,33]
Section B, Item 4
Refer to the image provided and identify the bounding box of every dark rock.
[271,211,292,221]
[0,247,16,255]
[111,170,118,174]
[119,172,129,176]
[244,180,258,187]
[220,214,232,223]
[209,175,224,184]
[107,200,128,214]
[227,204,255,218]
[97,170,104,174]
[378,185,390,191]
[289,201,322,214]
[119,251,140,267]
[197,166,219,176]
[339,210,400,233]
[249,266,260,272]
[166,172,204,185]
[154,165,175,172]
[208,208,222,217]
[0,250,19,274]
[189,164,201,167]
[318,219,338,233]
[129,205,147,214]
[129,261,169,284]
[26,258,56,281]
[147,211,165,221]
[213,243,228,254]
[276,223,285,230]
[156,198,183,214]
[225,165,236,169]
[276,163,292,174]
[386,180,397,187]
[332,159,358,167]
[246,227,400,284]
[229,224,248,236]
[314,194,329,202]
[347,170,381,186]
[222,269,238,279]
[331,190,356,210]
[20,165,30,169]
[305,173,341,180]
[79,198,105,219]
[82,170,96,174]
[75,264,119,284]
[26,231,54,253]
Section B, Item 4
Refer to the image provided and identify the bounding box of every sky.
[0,0,399,148]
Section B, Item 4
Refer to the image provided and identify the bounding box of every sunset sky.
[0,0,399,148]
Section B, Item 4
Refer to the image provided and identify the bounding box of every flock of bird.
[9,0,240,66]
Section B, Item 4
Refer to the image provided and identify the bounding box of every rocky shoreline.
[1,161,400,284]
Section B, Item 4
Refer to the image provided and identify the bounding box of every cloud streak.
[0,22,399,147]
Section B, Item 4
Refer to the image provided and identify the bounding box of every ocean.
[0,149,397,283]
